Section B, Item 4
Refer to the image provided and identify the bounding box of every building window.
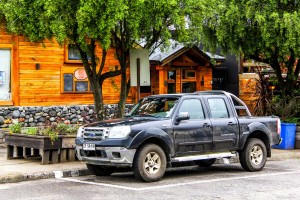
[64,44,91,63]
[61,67,92,93]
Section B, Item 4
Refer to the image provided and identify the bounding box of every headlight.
[77,126,84,137]
[108,126,131,139]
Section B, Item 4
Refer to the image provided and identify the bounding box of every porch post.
[156,65,166,94]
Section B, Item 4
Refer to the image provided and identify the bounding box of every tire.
[239,138,267,172]
[133,144,167,182]
[195,159,216,167]
[86,164,114,176]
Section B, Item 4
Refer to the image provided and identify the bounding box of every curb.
[0,169,91,184]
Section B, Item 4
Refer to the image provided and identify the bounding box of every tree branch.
[97,48,107,78]
[100,70,122,83]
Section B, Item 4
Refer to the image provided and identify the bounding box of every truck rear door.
[205,96,239,151]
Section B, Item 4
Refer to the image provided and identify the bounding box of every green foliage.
[1,0,205,120]
[284,117,300,125]
[66,125,78,135]
[22,127,38,135]
[9,123,22,134]
[39,127,58,142]
[197,0,300,95]
[56,122,78,135]
[270,94,300,122]
[56,123,69,133]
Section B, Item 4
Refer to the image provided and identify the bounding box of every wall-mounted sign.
[0,71,5,85]
[74,69,87,80]
[130,49,150,86]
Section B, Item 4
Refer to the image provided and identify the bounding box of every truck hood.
[83,117,163,128]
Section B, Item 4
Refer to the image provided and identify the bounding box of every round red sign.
[74,69,87,80]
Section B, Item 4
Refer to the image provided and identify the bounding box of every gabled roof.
[149,40,225,65]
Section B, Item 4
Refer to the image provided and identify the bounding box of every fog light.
[112,152,121,159]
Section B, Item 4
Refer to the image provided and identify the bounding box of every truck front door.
[173,98,213,156]
[206,97,239,151]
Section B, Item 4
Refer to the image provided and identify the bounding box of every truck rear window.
[208,98,229,118]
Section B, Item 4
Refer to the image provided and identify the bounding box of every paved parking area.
[1,159,300,199]
[57,160,300,191]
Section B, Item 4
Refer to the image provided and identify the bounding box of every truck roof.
[146,91,229,98]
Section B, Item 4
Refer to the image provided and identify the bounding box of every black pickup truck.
[75,91,281,182]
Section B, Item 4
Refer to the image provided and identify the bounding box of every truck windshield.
[128,97,179,118]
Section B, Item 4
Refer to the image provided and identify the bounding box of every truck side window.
[178,99,204,119]
[208,98,229,118]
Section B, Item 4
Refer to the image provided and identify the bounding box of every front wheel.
[133,144,167,182]
[239,138,267,171]
[86,164,114,176]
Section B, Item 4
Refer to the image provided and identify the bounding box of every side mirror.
[176,112,190,122]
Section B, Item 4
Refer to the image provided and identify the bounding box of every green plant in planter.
[9,123,22,134]
[22,127,38,135]
[39,127,58,144]
[57,123,69,133]
[66,125,78,135]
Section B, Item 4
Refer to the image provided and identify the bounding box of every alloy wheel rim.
[144,152,161,175]
[250,145,263,165]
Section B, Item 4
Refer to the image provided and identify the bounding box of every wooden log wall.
[0,31,133,106]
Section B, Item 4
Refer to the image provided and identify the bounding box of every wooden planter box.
[295,126,300,149]
[60,135,76,163]
[4,133,76,164]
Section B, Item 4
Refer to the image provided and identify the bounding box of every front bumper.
[76,145,136,167]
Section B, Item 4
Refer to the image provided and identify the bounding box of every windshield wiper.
[133,114,158,118]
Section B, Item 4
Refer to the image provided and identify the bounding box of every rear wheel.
[86,164,114,176]
[133,144,167,182]
[239,138,267,171]
[195,159,216,167]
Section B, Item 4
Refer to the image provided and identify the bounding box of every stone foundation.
[0,104,134,128]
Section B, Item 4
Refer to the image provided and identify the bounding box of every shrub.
[270,95,300,124]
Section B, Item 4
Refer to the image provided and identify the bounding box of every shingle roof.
[149,40,225,63]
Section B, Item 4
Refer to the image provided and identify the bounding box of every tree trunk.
[90,79,105,121]
[117,70,128,118]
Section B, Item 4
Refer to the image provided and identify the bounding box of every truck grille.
[83,127,109,141]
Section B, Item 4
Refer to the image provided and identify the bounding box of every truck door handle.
[228,122,235,125]
[203,123,211,128]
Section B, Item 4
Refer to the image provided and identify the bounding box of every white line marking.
[57,170,300,191]
[56,177,140,191]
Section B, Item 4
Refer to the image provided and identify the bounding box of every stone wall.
[0,104,134,128]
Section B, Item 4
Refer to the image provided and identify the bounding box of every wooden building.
[0,32,224,107]
[148,42,225,96]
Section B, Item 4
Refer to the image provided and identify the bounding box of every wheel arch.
[137,137,172,165]
[239,122,272,157]
[128,128,174,165]
[248,131,271,157]
[240,130,271,157]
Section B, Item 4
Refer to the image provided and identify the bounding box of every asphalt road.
[1,159,300,200]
